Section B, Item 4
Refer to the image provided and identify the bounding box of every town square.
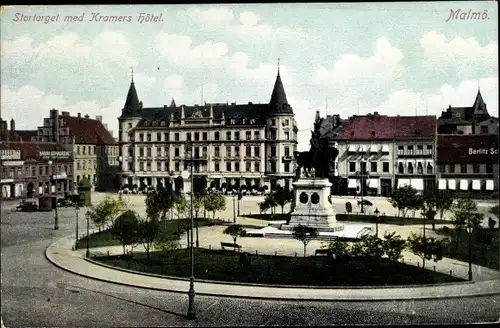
[1,2,499,327]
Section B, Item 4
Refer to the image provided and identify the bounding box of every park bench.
[315,249,331,256]
[220,242,242,251]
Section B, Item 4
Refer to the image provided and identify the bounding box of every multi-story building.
[36,110,119,191]
[0,141,74,199]
[333,113,437,196]
[118,68,298,193]
[436,134,498,198]
[438,90,499,135]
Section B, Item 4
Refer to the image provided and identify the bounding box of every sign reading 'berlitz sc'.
[468,148,499,155]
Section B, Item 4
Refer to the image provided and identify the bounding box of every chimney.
[96,115,102,122]
[77,113,81,118]
[84,114,90,119]
[10,118,15,132]
[61,111,70,116]
[104,123,108,130]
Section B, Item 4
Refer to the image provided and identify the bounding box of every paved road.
[2,204,500,326]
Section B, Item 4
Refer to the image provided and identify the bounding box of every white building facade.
[117,70,298,193]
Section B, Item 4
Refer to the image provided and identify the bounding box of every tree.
[145,186,175,222]
[292,224,318,257]
[382,232,406,262]
[490,205,500,218]
[407,233,448,268]
[345,202,352,214]
[434,190,454,222]
[323,238,349,260]
[388,185,420,218]
[488,217,497,229]
[203,192,226,219]
[153,231,179,264]
[137,218,160,261]
[173,193,188,233]
[86,196,126,234]
[451,198,483,249]
[420,193,437,233]
[223,224,245,250]
[112,210,140,256]
[358,234,384,259]
[259,194,278,215]
[274,190,293,214]
[192,194,205,219]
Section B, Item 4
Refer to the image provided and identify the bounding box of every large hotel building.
[118,68,298,193]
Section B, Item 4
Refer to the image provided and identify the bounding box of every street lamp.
[75,205,80,250]
[232,194,236,223]
[467,218,473,281]
[48,160,59,230]
[185,142,196,320]
[86,210,90,258]
[237,191,242,216]
[374,208,380,237]
[359,158,366,214]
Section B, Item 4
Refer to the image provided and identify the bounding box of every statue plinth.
[281,178,344,232]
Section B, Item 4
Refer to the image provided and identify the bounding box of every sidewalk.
[46,234,500,301]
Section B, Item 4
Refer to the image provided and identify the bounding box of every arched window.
[417,162,423,174]
[398,162,404,174]
[407,163,414,174]
[426,163,433,174]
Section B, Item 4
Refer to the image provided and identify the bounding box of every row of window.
[76,159,118,170]
[128,118,291,129]
[133,161,292,173]
[0,165,72,179]
[76,145,118,156]
[397,144,433,155]
[133,129,295,143]
[348,161,435,175]
[132,145,293,159]
[349,162,390,173]
[439,163,494,174]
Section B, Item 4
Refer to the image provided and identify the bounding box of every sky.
[1,2,498,150]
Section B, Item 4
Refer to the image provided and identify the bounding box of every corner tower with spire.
[268,58,294,115]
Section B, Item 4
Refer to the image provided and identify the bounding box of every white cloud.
[162,75,219,106]
[230,11,308,41]
[155,32,293,85]
[420,32,498,75]
[176,6,234,25]
[1,84,121,137]
[315,37,404,91]
[367,77,498,117]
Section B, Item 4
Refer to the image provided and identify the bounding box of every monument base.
[282,178,344,232]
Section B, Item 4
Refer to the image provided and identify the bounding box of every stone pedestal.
[281,178,343,232]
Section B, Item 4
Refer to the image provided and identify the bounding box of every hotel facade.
[117,69,298,193]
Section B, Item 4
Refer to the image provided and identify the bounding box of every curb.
[84,256,477,290]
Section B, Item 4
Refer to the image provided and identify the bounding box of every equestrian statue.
[293,116,339,180]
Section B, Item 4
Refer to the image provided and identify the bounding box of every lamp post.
[374,208,380,237]
[86,211,90,258]
[467,218,473,281]
[359,158,365,214]
[75,205,80,250]
[49,160,59,230]
[237,191,241,216]
[232,195,236,223]
[185,142,196,320]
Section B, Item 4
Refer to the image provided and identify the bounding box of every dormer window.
[242,119,246,124]
[230,119,235,124]
[250,119,255,124]
[152,120,157,127]
[143,121,149,126]
[160,121,166,126]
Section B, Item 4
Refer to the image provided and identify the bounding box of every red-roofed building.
[0,141,73,199]
[333,113,437,197]
[36,109,119,191]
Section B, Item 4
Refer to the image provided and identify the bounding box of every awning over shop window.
[486,180,495,191]
[368,178,379,188]
[460,179,468,190]
[410,178,424,190]
[381,145,390,152]
[348,179,357,188]
[438,179,446,190]
[397,179,410,188]
[448,179,456,190]
[472,180,481,190]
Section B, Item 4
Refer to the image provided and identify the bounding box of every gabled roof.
[334,115,436,140]
[437,117,471,127]
[472,89,488,116]
[7,130,38,142]
[170,98,176,107]
[0,142,70,161]
[61,116,117,145]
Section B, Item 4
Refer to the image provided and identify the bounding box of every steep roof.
[7,130,38,142]
[472,89,488,117]
[135,103,269,128]
[0,142,70,161]
[437,117,471,127]
[334,115,437,140]
[61,116,117,145]
[121,80,142,118]
[268,71,293,115]
[170,98,176,107]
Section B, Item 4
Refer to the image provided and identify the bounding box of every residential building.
[0,141,73,199]
[333,113,437,196]
[438,89,498,135]
[36,110,119,191]
[118,67,298,193]
[436,134,498,198]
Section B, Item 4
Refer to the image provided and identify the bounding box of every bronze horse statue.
[293,150,315,179]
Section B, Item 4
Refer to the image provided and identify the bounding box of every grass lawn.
[438,227,499,270]
[95,248,463,286]
[76,218,224,249]
[336,213,449,226]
